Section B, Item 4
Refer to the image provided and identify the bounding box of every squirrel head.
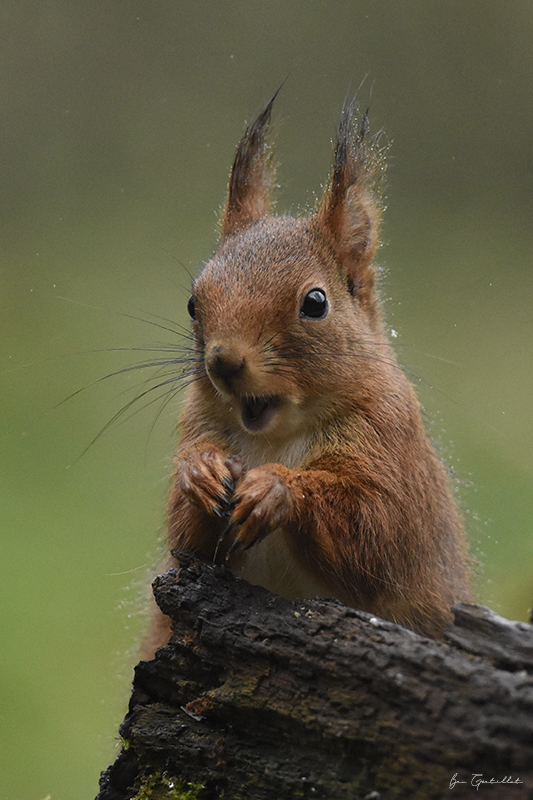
[187,94,387,438]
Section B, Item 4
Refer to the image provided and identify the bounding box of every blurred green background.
[1,2,532,797]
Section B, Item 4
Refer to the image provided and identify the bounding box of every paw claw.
[243,534,260,552]
[180,446,238,520]
[225,533,242,562]
[224,467,292,557]
[222,476,235,494]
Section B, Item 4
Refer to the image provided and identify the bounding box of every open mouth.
[240,395,281,432]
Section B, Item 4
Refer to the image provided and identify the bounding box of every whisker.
[143,383,186,459]
[54,293,194,341]
[54,355,199,410]
[74,374,192,460]
[135,308,195,339]
[262,348,404,373]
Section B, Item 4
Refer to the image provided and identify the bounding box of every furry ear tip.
[222,87,284,239]
[314,98,385,271]
[331,99,386,197]
[243,81,284,145]
[264,81,284,119]
[359,107,370,141]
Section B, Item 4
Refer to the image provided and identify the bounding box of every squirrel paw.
[180,447,242,518]
[227,466,293,555]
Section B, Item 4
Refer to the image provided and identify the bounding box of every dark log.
[97,559,533,800]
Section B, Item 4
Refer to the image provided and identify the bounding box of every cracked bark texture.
[96,559,533,800]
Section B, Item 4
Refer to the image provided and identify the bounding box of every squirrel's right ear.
[316,102,383,310]
[220,92,278,239]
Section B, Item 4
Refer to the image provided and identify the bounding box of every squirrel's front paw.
[228,465,293,554]
[180,447,242,518]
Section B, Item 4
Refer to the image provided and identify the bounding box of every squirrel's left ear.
[221,92,278,239]
[315,102,383,307]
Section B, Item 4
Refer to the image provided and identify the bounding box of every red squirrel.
[145,94,470,656]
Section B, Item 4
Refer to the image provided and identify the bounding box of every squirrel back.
[158,94,470,649]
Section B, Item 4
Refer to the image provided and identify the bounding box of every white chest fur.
[227,428,326,601]
[234,529,327,601]
[227,429,312,471]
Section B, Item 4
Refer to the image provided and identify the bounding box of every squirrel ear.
[221,91,279,239]
[316,102,383,302]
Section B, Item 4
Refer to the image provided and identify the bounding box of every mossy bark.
[97,559,533,800]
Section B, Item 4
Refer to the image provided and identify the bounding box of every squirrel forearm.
[228,460,467,638]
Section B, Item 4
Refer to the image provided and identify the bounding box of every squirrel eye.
[300,288,328,320]
[187,295,197,320]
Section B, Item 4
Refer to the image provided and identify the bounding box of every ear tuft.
[221,89,281,239]
[316,99,385,305]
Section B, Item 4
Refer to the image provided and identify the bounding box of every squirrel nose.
[206,344,245,386]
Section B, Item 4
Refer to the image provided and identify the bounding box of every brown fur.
[143,95,470,658]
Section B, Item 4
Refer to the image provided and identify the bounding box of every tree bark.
[96,558,533,800]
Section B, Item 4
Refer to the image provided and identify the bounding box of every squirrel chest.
[222,420,328,601]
